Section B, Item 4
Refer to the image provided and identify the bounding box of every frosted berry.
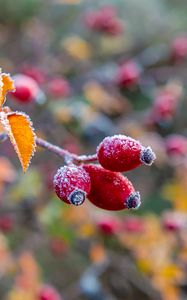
[116,61,140,88]
[97,135,156,172]
[83,164,141,211]
[11,74,40,103]
[48,78,70,99]
[53,165,91,206]
[39,285,61,300]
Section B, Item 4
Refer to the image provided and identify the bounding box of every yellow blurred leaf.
[84,81,124,115]
[78,223,96,238]
[160,264,183,281]
[63,36,91,60]
[6,288,37,300]
[162,181,187,211]
[0,112,36,172]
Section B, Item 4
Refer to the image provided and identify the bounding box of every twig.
[0,133,98,165]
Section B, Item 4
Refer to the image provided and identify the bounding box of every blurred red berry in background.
[47,78,71,99]
[165,134,187,157]
[21,64,46,84]
[0,215,14,233]
[96,216,121,235]
[11,74,40,103]
[122,217,145,233]
[171,35,187,62]
[85,6,123,35]
[116,61,140,88]
[39,285,62,300]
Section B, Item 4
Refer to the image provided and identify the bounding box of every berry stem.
[0,133,98,165]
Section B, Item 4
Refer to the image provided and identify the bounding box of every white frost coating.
[0,111,36,171]
[53,165,90,201]
[97,134,141,157]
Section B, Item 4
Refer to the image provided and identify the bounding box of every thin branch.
[0,133,98,165]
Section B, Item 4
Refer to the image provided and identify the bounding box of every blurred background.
[1,0,187,299]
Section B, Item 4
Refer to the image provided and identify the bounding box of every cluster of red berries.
[53,135,156,211]
[85,6,123,36]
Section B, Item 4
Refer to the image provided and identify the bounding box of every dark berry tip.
[125,191,141,209]
[68,189,86,206]
[140,146,156,166]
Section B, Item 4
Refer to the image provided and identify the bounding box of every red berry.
[39,285,61,300]
[21,65,46,84]
[96,216,120,235]
[162,212,185,232]
[48,78,70,99]
[0,215,14,232]
[53,165,91,206]
[165,134,187,157]
[116,61,140,88]
[122,217,145,233]
[171,35,187,62]
[11,74,40,103]
[97,135,156,172]
[151,91,178,123]
[83,164,141,211]
[50,238,67,255]
[85,6,123,36]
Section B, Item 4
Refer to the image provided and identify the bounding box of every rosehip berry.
[116,61,140,88]
[83,164,141,211]
[48,78,70,99]
[53,165,91,206]
[165,134,187,157]
[97,135,156,172]
[11,74,40,103]
[39,285,61,300]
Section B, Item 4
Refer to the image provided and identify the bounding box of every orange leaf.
[0,112,36,172]
[0,69,15,108]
